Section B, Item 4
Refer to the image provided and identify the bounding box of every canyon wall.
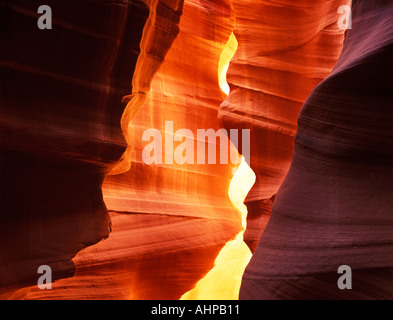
[1,0,392,300]
[0,0,152,296]
[26,0,245,300]
[240,0,393,299]
[1,0,247,299]
[219,0,351,251]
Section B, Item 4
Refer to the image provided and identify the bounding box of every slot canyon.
[0,0,392,300]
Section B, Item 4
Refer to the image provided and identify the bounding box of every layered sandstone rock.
[80,0,244,299]
[1,0,246,299]
[219,0,351,252]
[2,0,391,301]
[0,0,183,297]
[240,0,393,299]
[25,213,240,299]
[0,0,151,294]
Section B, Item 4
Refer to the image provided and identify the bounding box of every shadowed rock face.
[0,0,150,291]
[240,0,393,300]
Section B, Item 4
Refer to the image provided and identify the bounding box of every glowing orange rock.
[219,0,350,251]
[21,0,246,300]
[100,0,244,299]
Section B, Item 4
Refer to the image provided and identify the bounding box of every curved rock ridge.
[218,0,351,252]
[104,0,239,223]
[110,0,185,175]
[98,0,244,299]
[240,0,393,299]
[0,0,151,295]
[10,0,245,299]
[25,213,238,300]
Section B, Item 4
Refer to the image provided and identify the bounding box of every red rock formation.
[1,0,246,299]
[219,0,351,251]
[25,213,239,299]
[0,0,150,293]
[95,0,244,299]
[240,0,393,299]
[81,0,243,299]
[0,0,180,297]
[2,0,391,301]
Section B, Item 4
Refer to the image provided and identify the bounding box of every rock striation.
[240,0,393,299]
[1,0,245,299]
[0,0,151,294]
[219,0,351,251]
[1,0,392,301]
